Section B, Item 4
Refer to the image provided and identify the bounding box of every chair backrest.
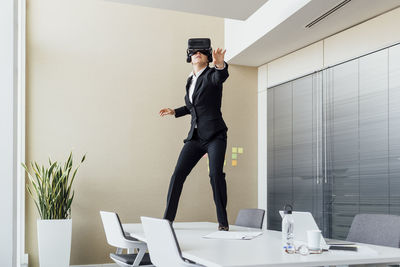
[100,211,130,248]
[141,217,195,267]
[235,209,265,229]
[346,214,400,248]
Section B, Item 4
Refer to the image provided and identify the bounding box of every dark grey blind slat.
[272,83,293,230]
[267,88,276,229]
[359,50,389,213]
[292,76,314,213]
[389,45,400,215]
[330,59,360,239]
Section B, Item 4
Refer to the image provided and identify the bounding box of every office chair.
[100,211,153,266]
[346,214,400,267]
[347,214,400,248]
[235,208,265,229]
[140,216,203,267]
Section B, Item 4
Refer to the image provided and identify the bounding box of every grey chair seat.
[235,209,265,229]
[346,214,400,248]
[110,253,152,266]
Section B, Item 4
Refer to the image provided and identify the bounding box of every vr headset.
[186,38,213,63]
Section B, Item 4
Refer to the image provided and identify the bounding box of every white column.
[257,65,268,229]
[0,0,18,265]
[17,0,27,265]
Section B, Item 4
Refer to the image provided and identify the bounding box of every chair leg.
[116,247,123,254]
[132,248,147,266]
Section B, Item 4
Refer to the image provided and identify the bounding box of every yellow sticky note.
[232,160,237,166]
[238,147,243,154]
[232,153,237,160]
[232,147,237,153]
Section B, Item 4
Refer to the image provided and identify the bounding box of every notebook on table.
[203,231,263,240]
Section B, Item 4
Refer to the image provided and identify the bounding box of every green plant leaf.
[22,152,86,220]
[81,154,86,163]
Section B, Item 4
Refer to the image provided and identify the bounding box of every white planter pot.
[37,219,72,267]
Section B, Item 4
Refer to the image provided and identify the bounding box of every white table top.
[123,222,400,267]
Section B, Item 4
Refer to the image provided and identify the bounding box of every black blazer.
[174,63,229,142]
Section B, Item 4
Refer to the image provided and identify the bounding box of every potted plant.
[23,152,86,267]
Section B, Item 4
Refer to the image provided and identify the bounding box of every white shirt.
[188,66,207,104]
[188,63,226,103]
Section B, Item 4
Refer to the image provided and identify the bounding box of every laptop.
[279,211,330,249]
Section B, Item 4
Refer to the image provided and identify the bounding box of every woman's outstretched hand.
[159,108,175,117]
[213,48,226,68]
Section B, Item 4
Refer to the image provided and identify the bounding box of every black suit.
[163,63,230,226]
[174,64,229,141]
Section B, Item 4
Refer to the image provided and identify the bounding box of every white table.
[123,222,400,267]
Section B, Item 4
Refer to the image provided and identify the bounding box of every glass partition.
[267,43,400,238]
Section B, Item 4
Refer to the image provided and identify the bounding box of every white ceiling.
[228,0,400,66]
[110,0,269,20]
[109,0,400,66]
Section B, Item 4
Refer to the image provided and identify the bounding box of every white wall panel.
[325,7,400,67]
[0,0,17,265]
[258,64,268,92]
[267,41,323,88]
[257,89,267,229]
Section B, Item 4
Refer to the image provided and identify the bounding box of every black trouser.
[163,129,228,226]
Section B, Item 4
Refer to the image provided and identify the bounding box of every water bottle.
[282,204,295,254]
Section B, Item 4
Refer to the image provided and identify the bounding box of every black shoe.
[218,225,229,231]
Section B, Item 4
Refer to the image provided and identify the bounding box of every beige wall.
[26,0,258,266]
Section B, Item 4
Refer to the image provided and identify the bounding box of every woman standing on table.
[159,38,230,231]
